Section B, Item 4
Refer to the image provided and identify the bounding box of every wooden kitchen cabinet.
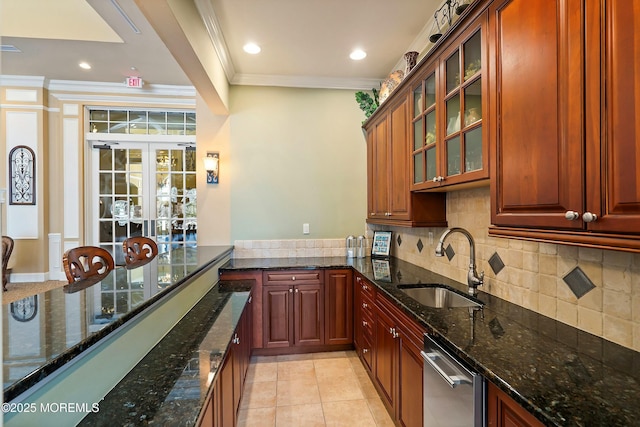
[197,296,252,427]
[487,382,544,427]
[374,290,426,426]
[324,269,353,346]
[354,274,376,372]
[365,92,447,227]
[262,270,324,349]
[489,0,640,252]
[218,269,263,350]
[411,12,489,190]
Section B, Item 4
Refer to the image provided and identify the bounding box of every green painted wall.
[229,86,367,240]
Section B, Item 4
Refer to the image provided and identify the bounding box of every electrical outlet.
[303,223,310,234]
[428,231,434,245]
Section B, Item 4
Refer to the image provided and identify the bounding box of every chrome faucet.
[435,227,484,296]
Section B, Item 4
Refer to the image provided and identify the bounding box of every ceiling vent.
[110,0,141,34]
[1,45,22,53]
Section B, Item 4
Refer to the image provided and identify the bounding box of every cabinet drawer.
[355,275,376,300]
[263,270,321,285]
[360,292,375,319]
[361,309,375,339]
[360,333,374,372]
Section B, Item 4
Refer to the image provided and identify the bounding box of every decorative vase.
[404,51,419,76]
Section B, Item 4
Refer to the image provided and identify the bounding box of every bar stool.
[62,246,114,283]
[2,236,14,291]
[122,236,158,268]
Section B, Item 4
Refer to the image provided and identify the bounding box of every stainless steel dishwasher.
[421,334,485,426]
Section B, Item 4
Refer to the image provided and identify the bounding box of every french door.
[90,140,197,266]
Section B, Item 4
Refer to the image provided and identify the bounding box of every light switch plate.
[303,223,310,234]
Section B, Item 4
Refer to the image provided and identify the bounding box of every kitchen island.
[2,245,234,427]
[221,256,640,427]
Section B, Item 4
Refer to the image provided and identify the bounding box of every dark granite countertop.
[220,256,640,427]
[79,280,253,426]
[2,245,233,402]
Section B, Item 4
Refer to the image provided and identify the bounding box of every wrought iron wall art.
[9,145,36,205]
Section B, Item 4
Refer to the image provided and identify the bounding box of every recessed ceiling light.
[243,43,261,54]
[350,49,367,60]
[79,62,92,70]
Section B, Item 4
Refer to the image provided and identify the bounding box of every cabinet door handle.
[289,288,293,293]
[370,212,376,216]
[295,288,299,293]
[363,285,368,291]
[583,212,598,223]
[565,211,580,220]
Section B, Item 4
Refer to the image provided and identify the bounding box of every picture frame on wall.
[371,231,392,258]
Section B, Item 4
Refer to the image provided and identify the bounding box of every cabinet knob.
[363,285,368,291]
[295,288,299,293]
[363,320,368,327]
[432,176,444,183]
[362,302,368,309]
[583,212,598,223]
[370,212,376,216]
[363,348,369,354]
[289,288,293,293]
[564,211,580,220]
[292,276,296,281]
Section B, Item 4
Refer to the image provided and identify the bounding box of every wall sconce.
[429,0,471,43]
[203,152,219,184]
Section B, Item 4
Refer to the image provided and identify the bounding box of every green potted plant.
[355,88,379,123]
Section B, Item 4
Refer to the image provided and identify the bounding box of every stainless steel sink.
[399,285,483,309]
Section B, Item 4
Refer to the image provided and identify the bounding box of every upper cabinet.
[365,92,447,227]
[412,15,490,190]
[489,0,640,252]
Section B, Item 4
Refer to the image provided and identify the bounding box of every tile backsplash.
[232,238,371,259]
[370,186,640,352]
[232,186,639,352]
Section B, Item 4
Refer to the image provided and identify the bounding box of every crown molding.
[0,75,195,98]
[231,74,384,91]
[195,0,236,83]
[47,80,196,97]
[0,75,46,87]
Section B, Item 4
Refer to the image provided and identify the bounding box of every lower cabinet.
[354,273,426,427]
[324,269,353,346]
[197,295,252,427]
[263,281,324,348]
[487,381,544,427]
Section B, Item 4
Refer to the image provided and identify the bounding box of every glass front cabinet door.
[411,17,488,190]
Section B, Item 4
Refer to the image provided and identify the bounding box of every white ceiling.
[0,0,445,89]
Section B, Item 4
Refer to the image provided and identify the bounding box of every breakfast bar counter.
[3,245,233,426]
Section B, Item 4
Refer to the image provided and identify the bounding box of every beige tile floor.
[238,351,395,427]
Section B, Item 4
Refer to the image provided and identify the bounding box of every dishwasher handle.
[421,350,470,388]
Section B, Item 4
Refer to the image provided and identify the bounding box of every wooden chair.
[63,246,115,283]
[2,236,14,291]
[122,236,158,268]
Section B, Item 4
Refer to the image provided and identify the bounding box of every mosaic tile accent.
[417,239,424,253]
[488,252,505,275]
[563,266,596,299]
[397,234,402,246]
[444,244,455,261]
[489,317,505,339]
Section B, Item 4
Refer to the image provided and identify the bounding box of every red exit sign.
[126,77,143,88]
